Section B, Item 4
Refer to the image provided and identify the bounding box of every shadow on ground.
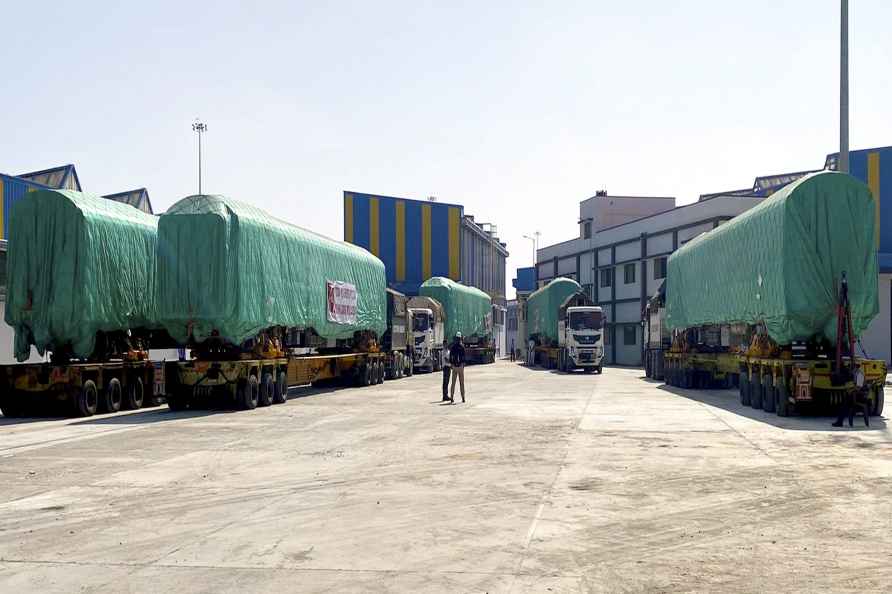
[658,383,887,433]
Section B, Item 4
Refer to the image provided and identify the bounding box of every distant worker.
[441,338,452,402]
[510,339,516,362]
[449,333,466,403]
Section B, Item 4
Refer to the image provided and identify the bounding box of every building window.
[583,221,592,240]
[623,325,637,345]
[653,257,667,280]
[600,268,612,288]
[624,263,636,284]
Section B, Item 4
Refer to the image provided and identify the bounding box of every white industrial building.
[536,192,766,366]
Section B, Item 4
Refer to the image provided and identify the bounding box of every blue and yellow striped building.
[344,191,464,295]
[825,146,892,270]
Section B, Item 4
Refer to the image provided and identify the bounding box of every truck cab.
[558,306,605,371]
[408,307,440,372]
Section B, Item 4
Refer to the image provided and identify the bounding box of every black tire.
[763,374,776,413]
[739,373,750,405]
[406,360,414,377]
[124,377,145,410]
[776,376,790,417]
[166,379,191,411]
[239,375,259,410]
[361,364,372,387]
[1,391,23,418]
[751,373,763,409]
[75,380,99,417]
[596,366,603,375]
[167,392,190,411]
[258,373,274,407]
[273,371,288,404]
[871,386,884,417]
[102,378,123,413]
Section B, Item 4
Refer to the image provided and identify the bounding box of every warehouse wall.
[861,274,891,365]
[344,192,462,295]
[0,174,47,241]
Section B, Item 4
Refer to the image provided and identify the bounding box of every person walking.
[510,339,516,362]
[441,339,452,402]
[449,333,466,403]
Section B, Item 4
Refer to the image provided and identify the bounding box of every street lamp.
[523,231,540,265]
[839,0,849,173]
[192,119,207,194]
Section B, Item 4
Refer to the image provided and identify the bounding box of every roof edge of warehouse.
[343,190,465,211]
[580,193,675,205]
[537,191,762,254]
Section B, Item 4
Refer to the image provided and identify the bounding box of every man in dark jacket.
[449,333,466,403]
[441,339,451,402]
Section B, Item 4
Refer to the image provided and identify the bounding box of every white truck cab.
[408,306,445,372]
[558,306,605,372]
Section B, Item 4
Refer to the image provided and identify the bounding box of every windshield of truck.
[413,315,430,332]
[569,311,603,331]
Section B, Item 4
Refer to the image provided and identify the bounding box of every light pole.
[839,0,849,173]
[192,119,207,194]
[523,231,540,265]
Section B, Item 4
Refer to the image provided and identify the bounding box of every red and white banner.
[326,280,358,324]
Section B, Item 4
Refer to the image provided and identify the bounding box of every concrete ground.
[1,362,890,593]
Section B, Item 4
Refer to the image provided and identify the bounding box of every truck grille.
[573,334,600,345]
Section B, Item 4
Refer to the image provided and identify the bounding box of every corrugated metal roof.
[103,188,153,214]
[16,164,81,191]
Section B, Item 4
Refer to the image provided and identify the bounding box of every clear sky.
[3,1,890,298]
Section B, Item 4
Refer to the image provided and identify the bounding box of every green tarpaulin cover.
[666,172,878,344]
[4,189,158,361]
[419,277,491,339]
[156,195,386,345]
[526,277,583,345]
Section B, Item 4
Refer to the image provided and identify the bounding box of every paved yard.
[0,362,890,593]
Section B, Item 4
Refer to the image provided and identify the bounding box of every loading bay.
[1,362,890,593]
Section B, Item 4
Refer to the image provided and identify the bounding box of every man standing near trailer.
[441,339,452,402]
[450,333,466,403]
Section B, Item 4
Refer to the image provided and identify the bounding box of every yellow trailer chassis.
[663,352,885,417]
[162,351,390,411]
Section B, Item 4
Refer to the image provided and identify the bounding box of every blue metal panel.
[352,193,370,251]
[0,173,49,239]
[378,197,396,284]
[404,199,423,289]
[512,267,537,292]
[430,204,450,277]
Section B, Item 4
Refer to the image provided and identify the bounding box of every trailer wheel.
[75,381,99,417]
[596,366,603,375]
[750,372,763,409]
[406,359,414,377]
[238,376,259,410]
[360,364,371,387]
[776,377,790,417]
[872,386,884,417]
[739,373,750,406]
[167,392,190,411]
[1,392,23,418]
[101,378,123,413]
[258,373,274,407]
[273,371,288,404]
[763,374,776,413]
[125,377,145,410]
